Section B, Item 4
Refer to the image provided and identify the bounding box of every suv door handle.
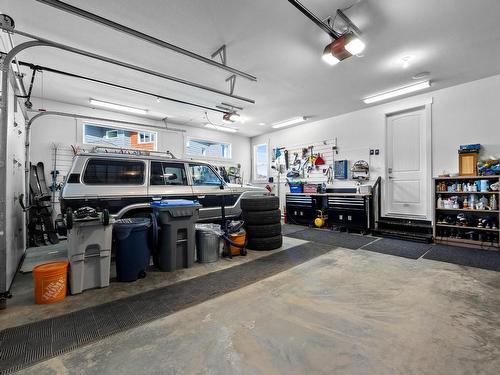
[197,195,206,199]
[152,196,162,201]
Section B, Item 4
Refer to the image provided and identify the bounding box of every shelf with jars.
[434,175,500,250]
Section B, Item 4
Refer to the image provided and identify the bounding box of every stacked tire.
[241,196,282,250]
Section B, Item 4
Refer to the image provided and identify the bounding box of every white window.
[185,138,231,159]
[105,130,118,139]
[253,143,268,181]
[138,131,155,144]
[83,123,158,151]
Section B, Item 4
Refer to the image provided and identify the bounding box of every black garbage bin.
[151,200,201,272]
[113,218,152,282]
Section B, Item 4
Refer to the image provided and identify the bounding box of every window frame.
[138,131,156,144]
[185,137,232,160]
[149,161,188,186]
[82,158,146,186]
[82,122,158,151]
[105,130,118,139]
[188,163,224,186]
[253,143,269,182]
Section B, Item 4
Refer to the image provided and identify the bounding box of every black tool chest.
[285,194,316,225]
[327,195,370,232]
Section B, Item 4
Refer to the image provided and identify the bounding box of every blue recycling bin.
[113,218,152,282]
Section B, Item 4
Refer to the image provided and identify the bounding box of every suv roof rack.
[86,146,176,158]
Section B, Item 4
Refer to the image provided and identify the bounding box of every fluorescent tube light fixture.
[363,81,431,104]
[272,116,306,129]
[89,99,148,114]
[205,123,237,133]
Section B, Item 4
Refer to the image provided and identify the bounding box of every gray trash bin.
[195,224,223,263]
[67,213,113,294]
[152,199,202,272]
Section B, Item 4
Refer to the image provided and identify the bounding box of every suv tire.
[240,196,279,211]
[242,209,281,225]
[247,235,283,251]
[245,223,282,238]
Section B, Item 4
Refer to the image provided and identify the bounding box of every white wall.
[29,98,252,215]
[251,74,500,213]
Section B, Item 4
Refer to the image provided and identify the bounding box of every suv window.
[189,164,222,186]
[150,162,187,185]
[83,159,145,185]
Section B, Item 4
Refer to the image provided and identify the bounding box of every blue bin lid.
[150,199,199,207]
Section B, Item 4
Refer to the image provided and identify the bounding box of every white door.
[385,106,430,219]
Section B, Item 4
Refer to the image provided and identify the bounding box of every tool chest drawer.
[286,195,315,225]
[327,196,369,231]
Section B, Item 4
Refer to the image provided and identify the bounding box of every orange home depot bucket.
[32,261,69,304]
[229,232,246,256]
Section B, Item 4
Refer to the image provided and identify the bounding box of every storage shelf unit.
[434,175,500,250]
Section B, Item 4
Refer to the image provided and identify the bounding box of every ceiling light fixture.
[363,81,431,104]
[222,112,240,123]
[89,99,148,114]
[205,123,237,133]
[272,116,306,129]
[344,33,366,55]
[398,55,414,69]
[322,44,340,65]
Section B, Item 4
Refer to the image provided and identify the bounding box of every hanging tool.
[284,149,289,170]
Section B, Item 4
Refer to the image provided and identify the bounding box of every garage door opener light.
[89,99,148,115]
[363,81,431,104]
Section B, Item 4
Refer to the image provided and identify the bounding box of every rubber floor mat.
[0,242,333,374]
[423,244,500,271]
[281,224,307,236]
[361,238,433,259]
[286,228,374,249]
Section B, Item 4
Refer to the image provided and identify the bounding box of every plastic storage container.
[152,199,201,272]
[67,218,113,294]
[195,224,222,263]
[113,218,152,282]
[33,261,68,304]
[289,184,303,193]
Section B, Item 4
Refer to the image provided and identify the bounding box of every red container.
[303,184,319,193]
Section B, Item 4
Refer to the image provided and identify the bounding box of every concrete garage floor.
[18,244,500,375]
[1,236,307,329]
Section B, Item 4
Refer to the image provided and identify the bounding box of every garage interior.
[1,0,500,374]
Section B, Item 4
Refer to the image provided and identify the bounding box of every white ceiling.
[3,0,500,137]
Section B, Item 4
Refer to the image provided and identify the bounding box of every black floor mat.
[360,238,433,260]
[286,228,374,249]
[423,244,500,271]
[282,224,307,236]
[0,242,333,374]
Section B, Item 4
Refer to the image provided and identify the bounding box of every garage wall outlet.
[375,149,379,155]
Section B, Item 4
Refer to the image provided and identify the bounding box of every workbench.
[285,192,372,231]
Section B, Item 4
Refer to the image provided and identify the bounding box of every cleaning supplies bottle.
[437,195,443,209]
[491,194,498,210]
[463,197,469,209]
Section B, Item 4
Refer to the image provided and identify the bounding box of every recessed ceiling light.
[205,123,237,133]
[258,122,266,126]
[398,55,414,69]
[363,81,431,104]
[272,116,306,129]
[413,71,430,80]
[89,99,148,114]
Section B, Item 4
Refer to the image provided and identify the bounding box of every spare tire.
[245,223,282,238]
[242,209,281,225]
[241,195,279,211]
[247,235,283,251]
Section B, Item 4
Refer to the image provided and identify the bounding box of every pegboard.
[271,138,371,184]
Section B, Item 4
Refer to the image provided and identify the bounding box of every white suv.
[60,151,267,221]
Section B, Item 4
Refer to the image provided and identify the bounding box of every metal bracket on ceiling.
[216,102,243,112]
[336,9,362,36]
[226,74,237,95]
[211,44,227,66]
[211,45,238,96]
